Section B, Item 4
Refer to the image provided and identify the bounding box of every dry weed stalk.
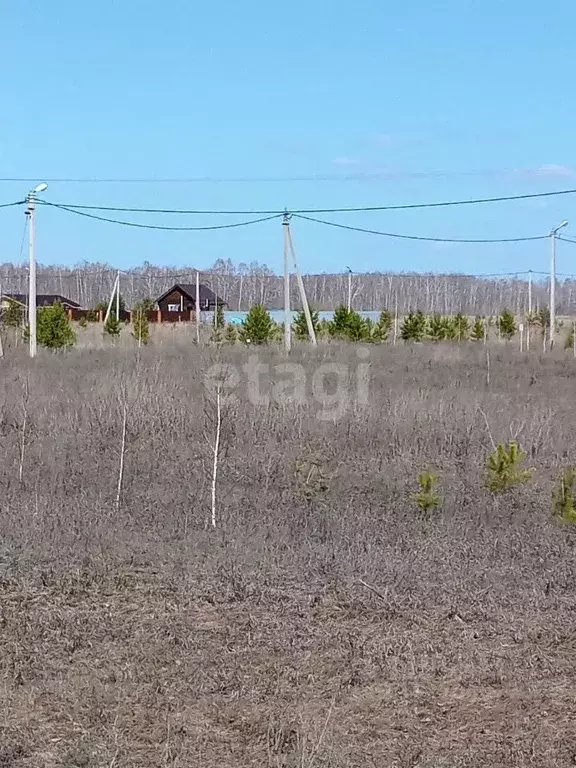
[115,396,128,513]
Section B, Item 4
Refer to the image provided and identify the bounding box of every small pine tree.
[401,311,426,341]
[486,441,534,494]
[269,322,284,342]
[293,308,320,340]
[372,309,392,342]
[240,304,274,344]
[565,325,575,351]
[329,305,353,339]
[344,310,370,341]
[537,307,550,337]
[104,314,122,337]
[453,312,469,341]
[37,302,76,349]
[410,471,441,515]
[439,316,457,341]
[317,318,331,340]
[131,305,150,345]
[471,316,485,341]
[95,295,127,316]
[224,323,238,344]
[363,317,378,342]
[214,303,225,330]
[2,299,24,328]
[552,468,576,522]
[211,303,225,344]
[498,309,516,340]
[427,314,447,342]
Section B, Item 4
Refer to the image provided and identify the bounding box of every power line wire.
[18,216,29,263]
[292,213,546,244]
[0,200,24,209]
[44,202,283,231]
[0,268,555,280]
[0,167,571,184]
[35,185,576,216]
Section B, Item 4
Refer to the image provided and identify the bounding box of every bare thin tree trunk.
[115,401,128,512]
[211,384,222,529]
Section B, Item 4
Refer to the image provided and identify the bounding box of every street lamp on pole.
[346,266,352,312]
[26,183,48,358]
[550,220,568,349]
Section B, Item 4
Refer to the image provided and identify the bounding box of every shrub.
[317,318,332,340]
[552,468,576,522]
[293,308,320,341]
[240,305,274,344]
[453,312,470,341]
[214,303,225,330]
[329,305,353,339]
[344,310,370,341]
[104,314,122,337]
[401,311,426,342]
[410,471,441,515]
[224,324,238,344]
[78,316,88,329]
[537,307,550,337]
[371,310,393,342]
[427,314,447,342]
[36,302,76,349]
[94,295,127,315]
[471,316,486,342]
[498,309,516,340]
[131,304,150,345]
[486,441,534,494]
[565,326,575,351]
[328,306,370,341]
[269,322,284,342]
[2,299,24,328]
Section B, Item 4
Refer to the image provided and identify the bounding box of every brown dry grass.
[0,341,575,767]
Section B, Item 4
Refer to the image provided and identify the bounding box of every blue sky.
[1,0,576,277]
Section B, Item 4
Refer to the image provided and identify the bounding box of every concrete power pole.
[550,220,568,349]
[282,213,291,352]
[26,183,48,358]
[195,270,201,344]
[346,266,352,311]
[286,218,317,345]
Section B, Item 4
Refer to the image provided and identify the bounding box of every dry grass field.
[1,340,576,767]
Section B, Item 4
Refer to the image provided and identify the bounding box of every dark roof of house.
[156,283,226,305]
[3,293,82,309]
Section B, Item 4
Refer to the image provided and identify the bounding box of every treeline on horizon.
[0,257,574,315]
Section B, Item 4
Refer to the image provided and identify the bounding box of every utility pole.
[104,272,119,326]
[283,213,291,352]
[346,266,352,312]
[116,270,120,321]
[0,279,3,358]
[195,270,201,344]
[26,182,48,358]
[528,270,532,316]
[550,220,568,349]
[286,217,317,344]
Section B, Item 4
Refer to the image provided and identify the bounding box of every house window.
[168,303,180,312]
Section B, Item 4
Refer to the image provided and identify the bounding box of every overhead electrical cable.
[0,167,572,183]
[43,202,283,231]
[291,213,547,244]
[35,185,576,216]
